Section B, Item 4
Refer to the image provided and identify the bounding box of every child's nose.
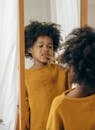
[43,46,49,51]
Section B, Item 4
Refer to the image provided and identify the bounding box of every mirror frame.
[18,0,87,129]
[80,0,87,27]
[17,0,25,130]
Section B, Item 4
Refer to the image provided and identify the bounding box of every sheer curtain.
[50,0,80,38]
[0,0,19,130]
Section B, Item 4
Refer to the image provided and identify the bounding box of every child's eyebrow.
[38,42,44,43]
[38,41,53,44]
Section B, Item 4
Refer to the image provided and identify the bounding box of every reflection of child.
[25,21,70,130]
[47,26,95,130]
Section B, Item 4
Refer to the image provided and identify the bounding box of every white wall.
[24,0,95,27]
[88,0,95,28]
[24,0,51,25]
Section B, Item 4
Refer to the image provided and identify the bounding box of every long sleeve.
[55,65,71,95]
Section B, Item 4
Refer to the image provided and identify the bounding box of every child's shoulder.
[50,63,62,69]
[25,68,32,77]
[51,93,65,111]
[50,63,69,72]
[25,68,30,73]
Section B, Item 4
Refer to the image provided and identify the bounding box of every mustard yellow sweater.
[25,64,70,130]
[47,89,95,130]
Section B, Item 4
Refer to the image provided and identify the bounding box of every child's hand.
[49,56,56,64]
[47,55,61,64]
[55,55,62,64]
[47,56,55,64]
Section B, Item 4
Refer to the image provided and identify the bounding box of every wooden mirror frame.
[80,0,87,27]
[17,0,87,129]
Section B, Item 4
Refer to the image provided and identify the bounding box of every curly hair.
[25,21,62,57]
[61,26,95,88]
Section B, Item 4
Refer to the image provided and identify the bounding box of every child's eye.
[39,45,43,47]
[48,45,53,49]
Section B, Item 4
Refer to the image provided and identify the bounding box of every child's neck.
[66,84,95,98]
[32,62,48,69]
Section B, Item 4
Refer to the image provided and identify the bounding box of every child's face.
[29,36,53,66]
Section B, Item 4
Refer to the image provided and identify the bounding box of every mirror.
[19,0,88,130]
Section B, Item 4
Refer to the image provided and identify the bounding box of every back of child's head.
[61,26,95,88]
[25,21,62,57]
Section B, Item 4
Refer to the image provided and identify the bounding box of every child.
[46,26,95,130]
[24,21,70,130]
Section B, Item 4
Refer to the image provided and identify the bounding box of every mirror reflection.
[24,0,80,69]
[23,0,95,130]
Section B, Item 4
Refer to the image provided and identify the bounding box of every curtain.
[0,0,19,130]
[50,0,80,38]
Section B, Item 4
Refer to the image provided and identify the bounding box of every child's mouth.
[42,54,50,59]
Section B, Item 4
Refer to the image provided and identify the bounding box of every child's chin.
[41,60,48,64]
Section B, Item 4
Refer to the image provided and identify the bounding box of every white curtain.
[50,0,80,38]
[0,0,19,130]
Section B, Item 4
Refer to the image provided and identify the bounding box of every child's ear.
[28,48,32,54]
